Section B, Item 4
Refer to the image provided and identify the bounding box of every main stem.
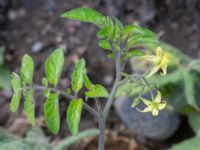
[98,43,124,150]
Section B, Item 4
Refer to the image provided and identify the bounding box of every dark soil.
[0,0,200,149]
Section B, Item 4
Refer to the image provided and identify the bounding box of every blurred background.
[0,0,200,150]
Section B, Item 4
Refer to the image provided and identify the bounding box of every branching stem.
[29,85,99,118]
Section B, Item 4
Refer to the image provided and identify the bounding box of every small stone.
[31,42,43,53]
[114,95,180,140]
[8,10,17,20]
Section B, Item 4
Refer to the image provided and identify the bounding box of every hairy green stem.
[30,85,99,118]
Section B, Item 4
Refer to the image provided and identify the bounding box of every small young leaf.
[85,84,109,98]
[44,92,60,134]
[97,16,114,38]
[107,53,115,59]
[67,98,83,135]
[126,50,145,58]
[66,88,71,95]
[24,90,35,126]
[45,48,64,85]
[72,58,85,93]
[61,7,105,26]
[10,73,22,112]
[20,54,34,84]
[83,74,93,90]
[10,94,21,112]
[98,40,112,50]
[42,77,48,86]
[43,88,50,97]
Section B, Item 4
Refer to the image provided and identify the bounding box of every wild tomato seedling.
[10,7,169,150]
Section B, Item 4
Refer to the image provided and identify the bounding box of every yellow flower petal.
[158,101,166,110]
[156,47,163,57]
[152,109,159,116]
[139,97,151,106]
[154,91,161,103]
[136,106,153,113]
[160,64,167,76]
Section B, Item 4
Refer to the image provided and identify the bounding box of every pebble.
[114,95,180,140]
[31,42,43,53]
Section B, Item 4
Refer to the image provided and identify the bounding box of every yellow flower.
[141,47,169,78]
[136,91,166,116]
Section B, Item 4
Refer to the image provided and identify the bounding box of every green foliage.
[183,71,198,109]
[45,48,64,85]
[44,93,60,134]
[71,58,85,93]
[85,84,109,99]
[83,73,93,90]
[10,73,22,112]
[0,127,51,150]
[42,77,48,86]
[188,113,200,134]
[53,128,99,150]
[67,99,83,135]
[61,7,105,26]
[24,90,35,126]
[126,50,145,58]
[170,137,200,150]
[20,54,34,85]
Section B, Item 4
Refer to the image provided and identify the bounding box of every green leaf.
[61,7,105,26]
[98,40,111,50]
[170,137,200,150]
[83,74,93,90]
[123,25,156,38]
[67,98,83,135]
[10,73,21,112]
[45,48,64,85]
[24,90,35,126]
[85,84,109,98]
[20,54,34,84]
[41,77,48,86]
[97,16,114,38]
[183,71,198,109]
[44,93,60,134]
[188,113,200,134]
[127,35,159,49]
[71,58,85,93]
[126,50,145,58]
